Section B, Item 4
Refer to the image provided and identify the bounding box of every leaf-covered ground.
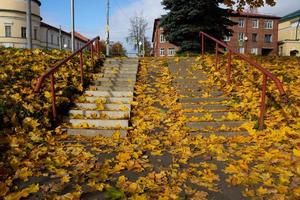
[0,53,299,200]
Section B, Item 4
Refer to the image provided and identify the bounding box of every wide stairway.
[65,58,138,137]
[169,58,248,137]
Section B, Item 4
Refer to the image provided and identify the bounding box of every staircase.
[169,58,248,137]
[65,58,138,137]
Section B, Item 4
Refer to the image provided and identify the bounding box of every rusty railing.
[34,36,101,121]
[200,31,287,129]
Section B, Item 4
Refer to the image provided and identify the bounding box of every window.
[68,40,70,48]
[62,38,65,46]
[50,34,54,44]
[34,29,37,40]
[21,27,26,38]
[57,36,59,45]
[252,33,258,42]
[238,19,245,27]
[252,19,259,28]
[5,26,11,37]
[160,34,166,43]
[224,36,231,42]
[264,20,273,29]
[251,48,258,55]
[264,34,272,43]
[160,48,165,56]
[238,32,245,41]
[238,47,245,54]
[168,48,175,56]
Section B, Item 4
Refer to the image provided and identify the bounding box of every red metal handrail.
[34,36,101,120]
[200,31,287,129]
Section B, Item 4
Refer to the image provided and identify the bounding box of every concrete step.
[67,129,127,138]
[68,119,129,128]
[103,74,137,78]
[96,77,136,82]
[184,112,230,119]
[179,97,228,103]
[85,91,133,97]
[95,82,135,87]
[190,131,249,137]
[186,121,246,130]
[103,70,137,74]
[69,110,129,119]
[179,91,224,97]
[84,96,133,103]
[89,86,133,92]
[183,104,229,111]
[75,103,131,111]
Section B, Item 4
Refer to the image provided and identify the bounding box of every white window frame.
[5,26,11,37]
[160,48,165,56]
[238,32,245,41]
[238,19,245,28]
[238,47,245,54]
[264,20,273,29]
[264,34,272,43]
[252,19,259,28]
[160,34,166,43]
[224,36,231,42]
[251,48,258,55]
[168,48,175,56]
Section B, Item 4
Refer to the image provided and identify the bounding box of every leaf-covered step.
[190,131,249,137]
[179,97,229,103]
[69,110,130,119]
[85,91,133,97]
[88,86,134,92]
[82,96,133,103]
[96,77,137,82]
[67,129,127,138]
[185,112,231,120]
[68,119,129,128]
[182,103,229,111]
[186,121,247,130]
[95,82,136,87]
[74,103,131,111]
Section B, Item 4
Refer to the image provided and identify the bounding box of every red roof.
[229,11,281,19]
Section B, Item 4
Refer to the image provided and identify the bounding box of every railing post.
[227,50,232,83]
[259,74,268,130]
[201,33,204,57]
[50,73,57,121]
[215,43,219,66]
[80,51,84,87]
[91,42,94,67]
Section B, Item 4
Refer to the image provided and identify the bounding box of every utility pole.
[59,26,62,50]
[71,0,75,52]
[26,0,32,49]
[106,0,110,57]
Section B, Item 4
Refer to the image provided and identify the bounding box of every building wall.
[0,0,87,50]
[227,16,279,56]
[278,17,300,56]
[153,20,179,57]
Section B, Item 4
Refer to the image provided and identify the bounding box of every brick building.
[152,18,179,57]
[226,12,280,56]
[152,12,280,56]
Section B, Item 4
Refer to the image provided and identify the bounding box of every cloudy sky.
[41,0,300,52]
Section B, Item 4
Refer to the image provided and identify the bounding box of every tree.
[127,13,148,56]
[110,42,127,57]
[160,0,236,53]
[223,0,276,10]
[143,38,152,57]
[98,40,107,55]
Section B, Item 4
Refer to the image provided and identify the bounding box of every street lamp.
[71,0,75,52]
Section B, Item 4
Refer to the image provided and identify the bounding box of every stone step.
[67,129,127,138]
[184,112,230,119]
[85,91,133,97]
[89,86,133,92]
[68,119,129,128]
[179,97,229,103]
[179,91,224,97]
[183,104,229,111]
[69,110,129,119]
[95,82,135,87]
[190,131,249,137]
[102,74,137,78]
[75,103,131,111]
[84,96,133,103]
[103,70,137,74]
[96,77,136,82]
[186,121,246,130]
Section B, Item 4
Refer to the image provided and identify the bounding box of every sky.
[41,0,300,52]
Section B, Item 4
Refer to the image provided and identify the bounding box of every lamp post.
[71,0,75,52]
[26,0,32,49]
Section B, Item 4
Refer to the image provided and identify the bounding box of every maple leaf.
[4,184,39,200]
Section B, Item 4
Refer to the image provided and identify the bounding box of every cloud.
[258,0,300,17]
[109,0,165,52]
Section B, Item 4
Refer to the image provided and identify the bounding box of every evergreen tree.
[160,0,236,53]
